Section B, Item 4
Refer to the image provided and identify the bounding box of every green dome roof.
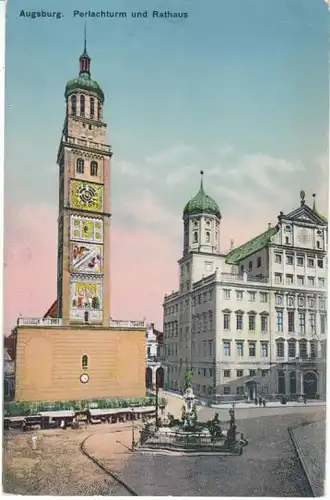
[65,71,104,104]
[183,172,221,219]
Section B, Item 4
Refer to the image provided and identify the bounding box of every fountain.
[138,386,248,455]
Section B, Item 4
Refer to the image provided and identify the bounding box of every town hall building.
[163,173,327,401]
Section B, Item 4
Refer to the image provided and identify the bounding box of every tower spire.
[200,170,204,190]
[79,24,91,75]
[313,193,316,211]
[84,22,87,54]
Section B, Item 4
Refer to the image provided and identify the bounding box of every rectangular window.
[248,292,256,302]
[288,311,295,333]
[249,369,256,376]
[248,315,256,330]
[236,369,243,377]
[308,277,315,287]
[208,341,213,356]
[261,315,268,332]
[286,254,293,265]
[318,278,325,288]
[297,275,304,286]
[310,342,317,358]
[223,313,230,330]
[261,369,268,377]
[317,259,324,269]
[297,256,304,266]
[307,258,314,267]
[320,313,327,334]
[288,341,296,358]
[236,291,243,301]
[275,254,282,263]
[276,311,283,332]
[299,312,306,334]
[203,292,207,302]
[236,314,243,330]
[260,292,268,303]
[286,274,294,285]
[299,342,307,358]
[237,386,244,395]
[209,290,213,301]
[276,342,284,357]
[223,370,231,378]
[224,386,231,395]
[274,273,282,284]
[249,342,256,357]
[309,313,316,334]
[261,342,268,357]
[224,289,231,299]
[223,342,231,356]
[236,342,244,357]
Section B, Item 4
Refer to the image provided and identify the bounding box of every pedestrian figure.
[303,394,307,404]
[258,396,262,406]
[31,433,37,450]
[262,398,266,407]
[254,397,258,405]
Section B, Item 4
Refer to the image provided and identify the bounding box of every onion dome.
[183,171,221,219]
[65,27,104,104]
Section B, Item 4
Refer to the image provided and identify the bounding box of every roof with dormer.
[225,226,278,264]
[183,171,221,219]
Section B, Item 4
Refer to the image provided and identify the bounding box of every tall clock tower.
[56,37,112,326]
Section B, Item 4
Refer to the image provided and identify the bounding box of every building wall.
[15,326,146,402]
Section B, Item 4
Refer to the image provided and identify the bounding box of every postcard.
[2,0,328,497]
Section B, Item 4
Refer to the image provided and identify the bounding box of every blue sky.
[4,0,329,328]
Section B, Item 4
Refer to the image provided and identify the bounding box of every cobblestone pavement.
[107,409,325,496]
[3,424,138,496]
[291,420,325,497]
[3,399,325,496]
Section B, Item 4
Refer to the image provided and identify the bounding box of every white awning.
[39,410,75,418]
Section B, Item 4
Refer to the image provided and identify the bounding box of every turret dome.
[65,30,104,104]
[183,171,221,219]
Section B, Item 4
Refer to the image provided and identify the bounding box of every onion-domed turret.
[65,28,104,104]
[183,171,221,219]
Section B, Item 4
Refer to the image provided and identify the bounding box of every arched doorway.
[156,367,164,388]
[278,370,285,394]
[289,371,296,394]
[303,371,318,398]
[145,367,152,388]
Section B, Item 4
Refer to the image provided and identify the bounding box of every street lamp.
[155,380,159,429]
[129,404,138,451]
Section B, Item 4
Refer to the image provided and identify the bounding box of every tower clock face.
[71,181,103,212]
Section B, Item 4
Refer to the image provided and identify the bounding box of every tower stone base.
[14,326,145,402]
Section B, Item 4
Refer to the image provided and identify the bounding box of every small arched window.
[76,158,84,174]
[82,354,88,370]
[97,101,102,120]
[90,161,98,176]
[71,95,77,116]
[193,231,198,243]
[80,95,85,116]
[90,97,95,119]
[316,241,320,249]
[257,257,262,268]
[285,236,289,244]
[206,231,210,243]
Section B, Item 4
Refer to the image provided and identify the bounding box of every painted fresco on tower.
[70,277,103,321]
[70,242,103,274]
[70,215,103,243]
[71,180,103,212]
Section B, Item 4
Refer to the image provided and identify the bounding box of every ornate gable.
[284,204,327,226]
